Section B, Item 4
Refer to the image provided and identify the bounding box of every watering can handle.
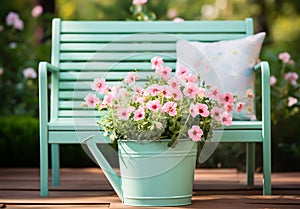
[82,135,123,201]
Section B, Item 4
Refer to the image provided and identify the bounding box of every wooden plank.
[210,130,263,142]
[49,131,109,143]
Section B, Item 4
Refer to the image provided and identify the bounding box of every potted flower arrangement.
[82,56,250,206]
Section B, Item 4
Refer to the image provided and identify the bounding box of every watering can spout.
[83,136,123,201]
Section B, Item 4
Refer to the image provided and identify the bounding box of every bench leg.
[246,142,255,186]
[40,126,49,196]
[51,144,60,186]
[263,136,272,195]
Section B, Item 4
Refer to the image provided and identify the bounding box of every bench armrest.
[39,62,59,128]
[253,61,271,134]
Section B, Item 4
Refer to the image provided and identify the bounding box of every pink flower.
[162,101,177,116]
[151,56,164,70]
[102,93,114,107]
[211,107,222,121]
[91,78,107,94]
[209,87,221,100]
[157,66,172,80]
[270,75,277,86]
[134,108,145,121]
[168,77,181,89]
[198,87,206,98]
[278,52,291,63]
[188,125,203,141]
[196,103,210,117]
[132,0,148,5]
[173,17,185,22]
[169,88,183,101]
[288,97,298,107]
[236,102,246,113]
[144,84,162,96]
[225,103,234,113]
[6,12,23,30]
[13,18,23,30]
[155,122,163,129]
[222,92,236,104]
[84,93,100,108]
[189,103,198,118]
[185,74,197,83]
[176,66,188,79]
[31,5,43,17]
[124,72,140,85]
[183,82,198,98]
[133,85,143,95]
[221,112,233,126]
[6,12,19,26]
[285,72,298,86]
[288,59,295,66]
[146,100,162,112]
[161,85,171,98]
[117,108,131,120]
[246,89,255,99]
[23,68,37,79]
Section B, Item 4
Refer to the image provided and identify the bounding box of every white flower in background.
[173,17,184,22]
[9,42,17,49]
[31,5,43,18]
[132,0,147,5]
[288,97,298,107]
[23,67,37,79]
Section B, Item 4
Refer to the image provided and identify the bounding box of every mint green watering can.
[84,137,198,206]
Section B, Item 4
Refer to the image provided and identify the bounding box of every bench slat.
[61,21,248,33]
[60,33,246,43]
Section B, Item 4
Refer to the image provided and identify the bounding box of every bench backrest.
[50,18,254,121]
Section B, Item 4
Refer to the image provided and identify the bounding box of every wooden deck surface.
[1,168,300,208]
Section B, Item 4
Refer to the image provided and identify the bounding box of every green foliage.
[0,1,52,117]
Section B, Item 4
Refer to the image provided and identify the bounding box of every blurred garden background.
[0,0,299,172]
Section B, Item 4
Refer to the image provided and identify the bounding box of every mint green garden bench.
[39,18,271,196]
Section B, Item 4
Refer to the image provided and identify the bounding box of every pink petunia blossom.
[132,0,148,5]
[185,74,197,83]
[161,85,171,98]
[246,89,255,99]
[23,67,37,79]
[31,5,43,17]
[176,66,188,79]
[162,101,177,116]
[91,78,107,94]
[102,93,114,107]
[146,100,162,112]
[209,87,222,100]
[124,72,140,85]
[196,103,210,117]
[157,66,172,80]
[270,75,277,86]
[236,102,246,113]
[189,103,198,118]
[285,72,298,86]
[222,92,236,104]
[188,125,203,141]
[221,112,233,126]
[225,103,234,113]
[134,108,145,121]
[144,84,162,96]
[288,59,295,66]
[133,84,143,95]
[117,108,131,120]
[13,18,23,30]
[198,87,206,98]
[183,82,198,99]
[288,97,298,107]
[155,121,163,129]
[169,88,183,101]
[168,77,181,89]
[84,93,100,108]
[211,107,222,121]
[151,56,164,70]
[278,52,291,63]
